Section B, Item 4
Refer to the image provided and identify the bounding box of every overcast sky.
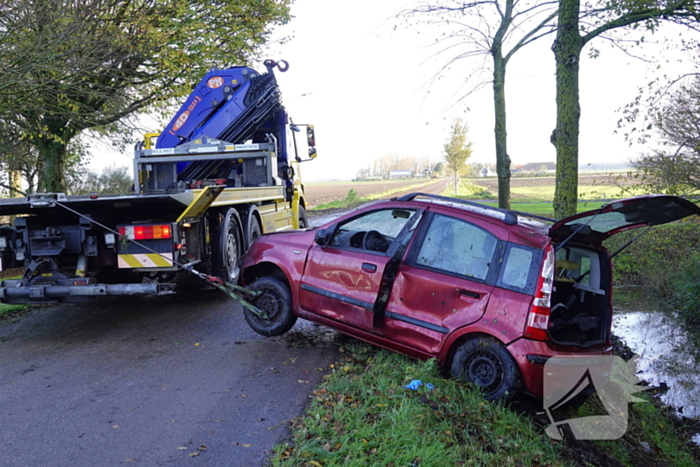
[262,0,698,181]
[90,0,698,182]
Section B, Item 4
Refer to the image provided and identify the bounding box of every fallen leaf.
[126,458,137,463]
[242,444,252,448]
[176,446,188,451]
[198,445,207,451]
[188,452,199,457]
[112,425,120,429]
[194,343,200,347]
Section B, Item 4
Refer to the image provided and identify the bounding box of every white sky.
[89,0,699,182]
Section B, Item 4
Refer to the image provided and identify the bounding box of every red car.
[240,193,699,400]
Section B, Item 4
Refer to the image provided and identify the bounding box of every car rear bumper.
[507,338,613,397]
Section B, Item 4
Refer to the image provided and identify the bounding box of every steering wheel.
[362,230,389,252]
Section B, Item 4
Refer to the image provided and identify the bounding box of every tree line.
[0,0,290,194]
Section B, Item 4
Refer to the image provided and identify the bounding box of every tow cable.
[50,200,269,319]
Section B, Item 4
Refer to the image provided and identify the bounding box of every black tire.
[217,209,243,284]
[450,336,522,401]
[246,215,262,249]
[298,206,309,229]
[244,276,297,336]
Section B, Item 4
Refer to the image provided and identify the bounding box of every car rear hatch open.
[546,195,700,347]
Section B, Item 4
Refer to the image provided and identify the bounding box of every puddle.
[613,289,700,420]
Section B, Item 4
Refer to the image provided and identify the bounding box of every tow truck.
[0,60,316,304]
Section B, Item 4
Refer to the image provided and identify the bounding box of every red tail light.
[118,224,172,240]
[525,246,554,341]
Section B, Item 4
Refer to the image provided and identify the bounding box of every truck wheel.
[245,276,297,336]
[298,206,309,229]
[247,216,262,249]
[450,336,522,401]
[218,209,243,284]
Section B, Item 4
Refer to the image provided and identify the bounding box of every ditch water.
[612,287,700,443]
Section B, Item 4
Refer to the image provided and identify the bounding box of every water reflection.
[613,296,700,419]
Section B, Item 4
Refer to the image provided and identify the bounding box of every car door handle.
[362,263,377,273]
[459,289,480,299]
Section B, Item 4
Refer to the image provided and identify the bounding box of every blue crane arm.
[156,61,287,149]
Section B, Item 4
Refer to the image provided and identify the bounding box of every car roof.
[395,193,551,228]
[393,193,553,248]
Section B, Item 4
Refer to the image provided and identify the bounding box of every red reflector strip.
[119,225,172,240]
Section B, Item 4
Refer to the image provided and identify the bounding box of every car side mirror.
[314,228,331,247]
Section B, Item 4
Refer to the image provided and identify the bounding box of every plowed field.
[304,179,434,208]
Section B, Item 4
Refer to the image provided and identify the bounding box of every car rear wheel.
[244,276,297,337]
[450,336,522,401]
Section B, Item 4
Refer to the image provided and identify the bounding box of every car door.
[381,211,505,355]
[299,207,420,332]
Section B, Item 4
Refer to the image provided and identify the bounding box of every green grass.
[0,302,29,320]
[272,341,567,467]
[313,181,436,210]
[272,340,700,467]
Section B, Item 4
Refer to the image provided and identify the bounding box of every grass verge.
[272,339,700,467]
[440,179,607,218]
[0,302,30,320]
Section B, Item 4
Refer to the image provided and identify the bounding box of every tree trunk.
[36,136,68,193]
[493,55,511,210]
[552,0,583,219]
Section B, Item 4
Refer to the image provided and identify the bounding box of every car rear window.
[497,243,541,294]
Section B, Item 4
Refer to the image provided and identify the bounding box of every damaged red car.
[240,193,699,400]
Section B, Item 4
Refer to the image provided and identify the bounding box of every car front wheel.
[450,336,522,401]
[244,276,297,337]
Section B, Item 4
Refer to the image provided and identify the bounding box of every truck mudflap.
[0,280,175,304]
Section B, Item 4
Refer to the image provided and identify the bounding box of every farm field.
[303,179,435,208]
[469,174,640,201]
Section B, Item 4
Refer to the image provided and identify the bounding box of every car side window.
[329,208,416,253]
[415,214,497,280]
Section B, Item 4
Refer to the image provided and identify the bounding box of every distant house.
[390,170,412,179]
[511,162,556,174]
[479,167,496,177]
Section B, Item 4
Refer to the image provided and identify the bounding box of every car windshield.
[337,209,417,240]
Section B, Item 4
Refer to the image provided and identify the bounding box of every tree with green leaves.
[631,74,700,194]
[68,165,133,195]
[0,0,290,193]
[444,118,474,194]
[551,0,699,218]
[402,1,558,209]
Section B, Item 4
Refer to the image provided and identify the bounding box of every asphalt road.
[0,180,449,467]
[0,293,341,466]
